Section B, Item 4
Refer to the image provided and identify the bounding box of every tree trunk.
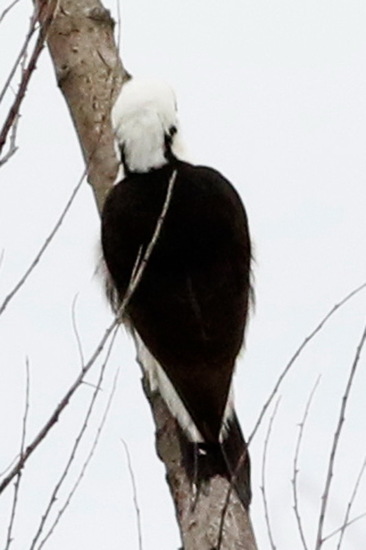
[39,1,258,548]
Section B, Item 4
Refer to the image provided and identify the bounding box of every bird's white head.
[112,78,185,175]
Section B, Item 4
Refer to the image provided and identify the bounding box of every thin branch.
[0,108,20,167]
[29,329,118,549]
[324,512,366,543]
[291,376,321,550]
[0,453,21,478]
[116,0,122,52]
[116,169,177,319]
[121,439,143,550]
[0,1,58,155]
[37,368,120,550]
[71,295,85,367]
[5,359,31,550]
[260,399,281,550]
[0,172,85,316]
[0,0,21,24]
[248,281,366,446]
[216,283,366,550]
[0,319,119,496]
[0,5,38,104]
[315,322,366,549]
[336,457,366,549]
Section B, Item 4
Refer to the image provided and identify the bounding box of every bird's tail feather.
[180,413,251,510]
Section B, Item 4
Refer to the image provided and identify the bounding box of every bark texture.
[42,0,126,210]
[40,1,258,548]
[142,382,257,550]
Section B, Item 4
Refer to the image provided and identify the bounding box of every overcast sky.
[1,1,366,549]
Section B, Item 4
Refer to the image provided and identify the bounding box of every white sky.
[1,1,366,549]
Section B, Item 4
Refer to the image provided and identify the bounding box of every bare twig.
[0,319,119,496]
[324,512,366,543]
[216,283,366,549]
[0,456,19,478]
[0,0,21,23]
[29,328,119,549]
[0,172,85,316]
[0,5,38,104]
[336,457,366,549]
[115,0,122,52]
[5,359,31,550]
[0,1,59,156]
[71,295,85,367]
[291,376,321,550]
[0,108,20,167]
[315,322,366,549]
[260,399,281,550]
[249,281,366,446]
[116,169,177,319]
[121,439,143,550]
[37,368,120,549]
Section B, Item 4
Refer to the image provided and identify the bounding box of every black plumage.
[102,159,252,508]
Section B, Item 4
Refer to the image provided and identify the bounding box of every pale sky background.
[1,1,366,549]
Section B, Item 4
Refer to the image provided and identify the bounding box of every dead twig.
[116,169,177,319]
[0,108,20,167]
[249,281,366,446]
[0,0,21,23]
[260,399,281,550]
[121,438,143,550]
[29,329,119,549]
[0,318,119,497]
[291,376,321,550]
[335,457,366,549]
[37,368,120,549]
[315,322,366,549]
[71,295,85,367]
[0,172,85,316]
[324,512,366,544]
[0,1,59,156]
[115,0,122,53]
[217,282,366,544]
[5,359,31,550]
[0,4,38,104]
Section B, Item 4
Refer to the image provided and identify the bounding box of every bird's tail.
[181,413,251,510]
[220,413,251,509]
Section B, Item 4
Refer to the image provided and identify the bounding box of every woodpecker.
[101,78,253,508]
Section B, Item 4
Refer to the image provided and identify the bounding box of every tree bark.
[40,0,126,210]
[39,1,258,548]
